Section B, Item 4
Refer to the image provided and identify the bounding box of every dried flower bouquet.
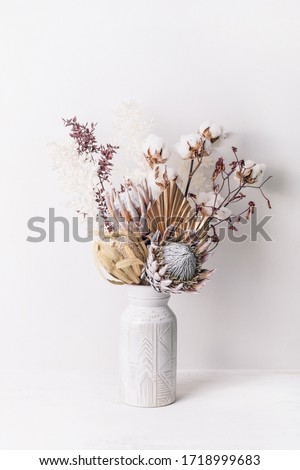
[53,104,271,293]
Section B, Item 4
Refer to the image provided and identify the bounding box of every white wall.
[1,0,299,372]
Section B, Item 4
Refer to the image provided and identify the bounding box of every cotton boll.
[243,160,256,170]
[210,123,223,138]
[180,134,200,148]
[234,160,266,185]
[182,133,201,148]
[175,134,205,160]
[142,134,170,168]
[199,121,223,142]
[242,160,258,178]
[199,121,211,134]
[142,134,165,154]
[174,141,191,160]
[251,163,266,184]
[196,191,215,216]
[161,147,169,161]
[147,165,179,199]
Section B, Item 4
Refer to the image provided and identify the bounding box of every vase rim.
[127,285,170,300]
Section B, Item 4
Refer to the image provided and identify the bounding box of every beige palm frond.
[147,180,207,236]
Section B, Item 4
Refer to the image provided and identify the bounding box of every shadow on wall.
[171,215,275,369]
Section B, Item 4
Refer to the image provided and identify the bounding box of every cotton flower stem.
[184,153,204,198]
[184,159,194,197]
[190,155,203,177]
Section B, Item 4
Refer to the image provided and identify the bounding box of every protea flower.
[144,181,215,293]
[94,232,147,285]
[105,179,153,235]
[144,227,215,293]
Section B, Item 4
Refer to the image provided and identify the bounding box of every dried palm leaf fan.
[94,232,147,285]
[147,180,209,241]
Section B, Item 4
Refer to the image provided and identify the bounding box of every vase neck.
[127,286,170,307]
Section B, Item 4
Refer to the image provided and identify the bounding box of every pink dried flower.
[63,116,100,155]
[63,117,118,228]
[212,157,225,181]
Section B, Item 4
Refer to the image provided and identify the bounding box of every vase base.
[121,397,176,408]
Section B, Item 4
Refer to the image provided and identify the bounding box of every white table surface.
[1,370,299,450]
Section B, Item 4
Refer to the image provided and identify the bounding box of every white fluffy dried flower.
[142,134,169,168]
[175,134,212,160]
[147,165,180,199]
[199,121,223,142]
[234,160,266,185]
[142,134,166,155]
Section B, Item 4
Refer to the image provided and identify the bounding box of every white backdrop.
[1,0,300,373]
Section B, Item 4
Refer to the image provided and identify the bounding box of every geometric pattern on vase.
[120,286,177,407]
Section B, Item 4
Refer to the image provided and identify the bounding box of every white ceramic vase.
[120,285,177,407]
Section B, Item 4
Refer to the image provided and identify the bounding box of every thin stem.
[208,241,219,252]
[244,175,272,190]
[244,176,273,208]
[184,159,194,197]
[224,183,245,207]
[190,155,203,177]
